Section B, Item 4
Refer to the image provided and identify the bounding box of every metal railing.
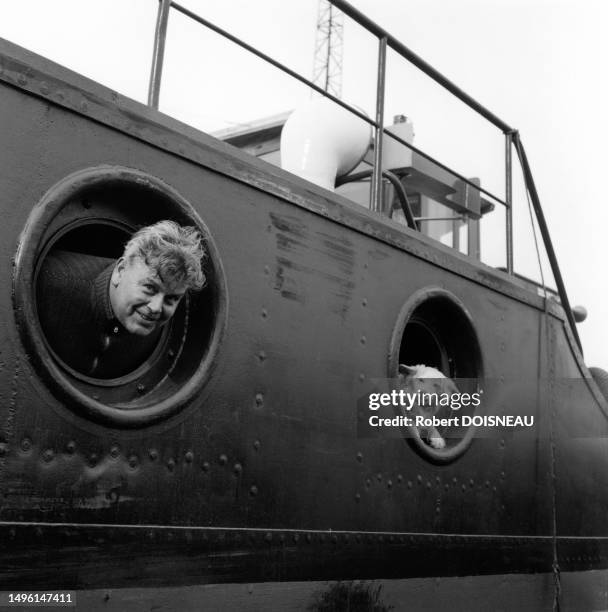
[147,1,505,207]
[146,0,581,352]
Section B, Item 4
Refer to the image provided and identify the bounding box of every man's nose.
[148,294,163,313]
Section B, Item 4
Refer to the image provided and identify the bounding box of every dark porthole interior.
[398,297,481,379]
[50,223,129,259]
[399,318,448,375]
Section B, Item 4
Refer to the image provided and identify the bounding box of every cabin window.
[13,166,226,428]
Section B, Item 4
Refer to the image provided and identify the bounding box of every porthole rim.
[388,285,484,464]
[13,164,228,428]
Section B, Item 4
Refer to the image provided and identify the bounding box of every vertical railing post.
[505,131,514,273]
[371,36,387,213]
[148,0,171,109]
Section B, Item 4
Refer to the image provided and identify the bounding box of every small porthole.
[13,166,227,428]
[389,287,483,463]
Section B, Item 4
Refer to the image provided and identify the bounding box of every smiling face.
[109,257,188,336]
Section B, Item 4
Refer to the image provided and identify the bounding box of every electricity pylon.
[312,0,344,98]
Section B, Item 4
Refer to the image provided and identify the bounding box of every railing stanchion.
[148,0,171,109]
[371,36,387,213]
[505,132,514,273]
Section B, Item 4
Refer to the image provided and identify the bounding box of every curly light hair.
[123,220,206,290]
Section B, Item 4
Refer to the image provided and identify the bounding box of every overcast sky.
[2,0,606,366]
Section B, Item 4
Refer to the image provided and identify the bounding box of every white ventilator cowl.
[280,98,372,191]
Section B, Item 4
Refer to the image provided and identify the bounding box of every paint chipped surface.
[270,212,355,316]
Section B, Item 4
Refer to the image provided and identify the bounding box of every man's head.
[110,220,206,336]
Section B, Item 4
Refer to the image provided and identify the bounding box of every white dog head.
[397,364,460,449]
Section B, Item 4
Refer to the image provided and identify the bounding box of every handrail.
[149,0,506,207]
[329,0,514,135]
[168,2,376,131]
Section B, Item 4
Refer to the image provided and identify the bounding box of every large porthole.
[388,287,483,463]
[13,166,227,428]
